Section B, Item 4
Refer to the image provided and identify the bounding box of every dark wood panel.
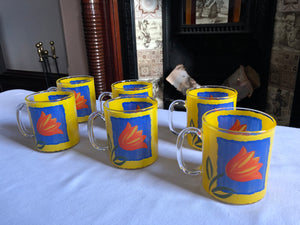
[0,70,65,92]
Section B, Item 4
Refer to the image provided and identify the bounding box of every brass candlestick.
[35,42,49,87]
[35,41,61,87]
[50,41,60,74]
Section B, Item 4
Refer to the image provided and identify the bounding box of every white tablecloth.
[0,89,299,225]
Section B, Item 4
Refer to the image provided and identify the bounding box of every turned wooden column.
[81,0,107,97]
[81,0,123,97]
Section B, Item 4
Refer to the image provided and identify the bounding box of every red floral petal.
[36,111,64,136]
[225,146,263,182]
[118,122,148,151]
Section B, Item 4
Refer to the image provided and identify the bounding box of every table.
[0,89,299,225]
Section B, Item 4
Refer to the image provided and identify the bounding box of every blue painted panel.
[29,105,69,145]
[197,102,234,128]
[216,137,270,194]
[62,86,92,117]
[110,115,152,161]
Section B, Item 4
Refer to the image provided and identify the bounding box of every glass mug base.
[33,139,80,153]
[109,153,158,169]
[203,184,267,205]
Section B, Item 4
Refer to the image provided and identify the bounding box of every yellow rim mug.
[88,96,158,169]
[98,79,153,112]
[169,85,237,149]
[49,75,96,122]
[16,91,80,152]
[176,107,276,204]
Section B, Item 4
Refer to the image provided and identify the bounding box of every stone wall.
[266,1,300,126]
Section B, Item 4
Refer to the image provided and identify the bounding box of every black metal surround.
[290,59,300,128]
[0,69,63,92]
[177,0,254,34]
[117,0,138,80]
[163,0,278,111]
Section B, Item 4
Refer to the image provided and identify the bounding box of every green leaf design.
[205,156,236,200]
[109,143,127,166]
[108,134,112,150]
[36,142,45,150]
[113,156,127,166]
[189,119,202,148]
[211,186,235,199]
[110,145,117,158]
[209,173,224,190]
[189,119,195,127]
[206,156,213,180]
[193,136,202,148]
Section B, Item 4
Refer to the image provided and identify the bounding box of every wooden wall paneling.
[0,70,60,92]
[107,0,123,85]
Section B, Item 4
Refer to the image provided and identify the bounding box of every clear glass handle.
[87,111,108,151]
[168,99,185,135]
[16,103,34,137]
[98,92,112,113]
[47,86,57,91]
[177,127,202,176]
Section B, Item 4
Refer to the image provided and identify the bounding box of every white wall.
[59,0,89,75]
[0,0,68,73]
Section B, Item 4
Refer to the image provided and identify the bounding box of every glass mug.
[169,85,238,149]
[49,75,96,122]
[176,107,276,204]
[16,91,80,152]
[88,96,158,169]
[98,79,153,112]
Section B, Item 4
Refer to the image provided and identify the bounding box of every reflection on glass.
[184,0,242,25]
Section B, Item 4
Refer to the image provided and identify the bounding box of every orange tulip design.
[229,119,247,131]
[118,122,148,151]
[36,111,63,136]
[225,146,263,182]
[73,91,89,110]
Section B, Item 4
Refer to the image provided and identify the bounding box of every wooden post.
[81,0,123,97]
